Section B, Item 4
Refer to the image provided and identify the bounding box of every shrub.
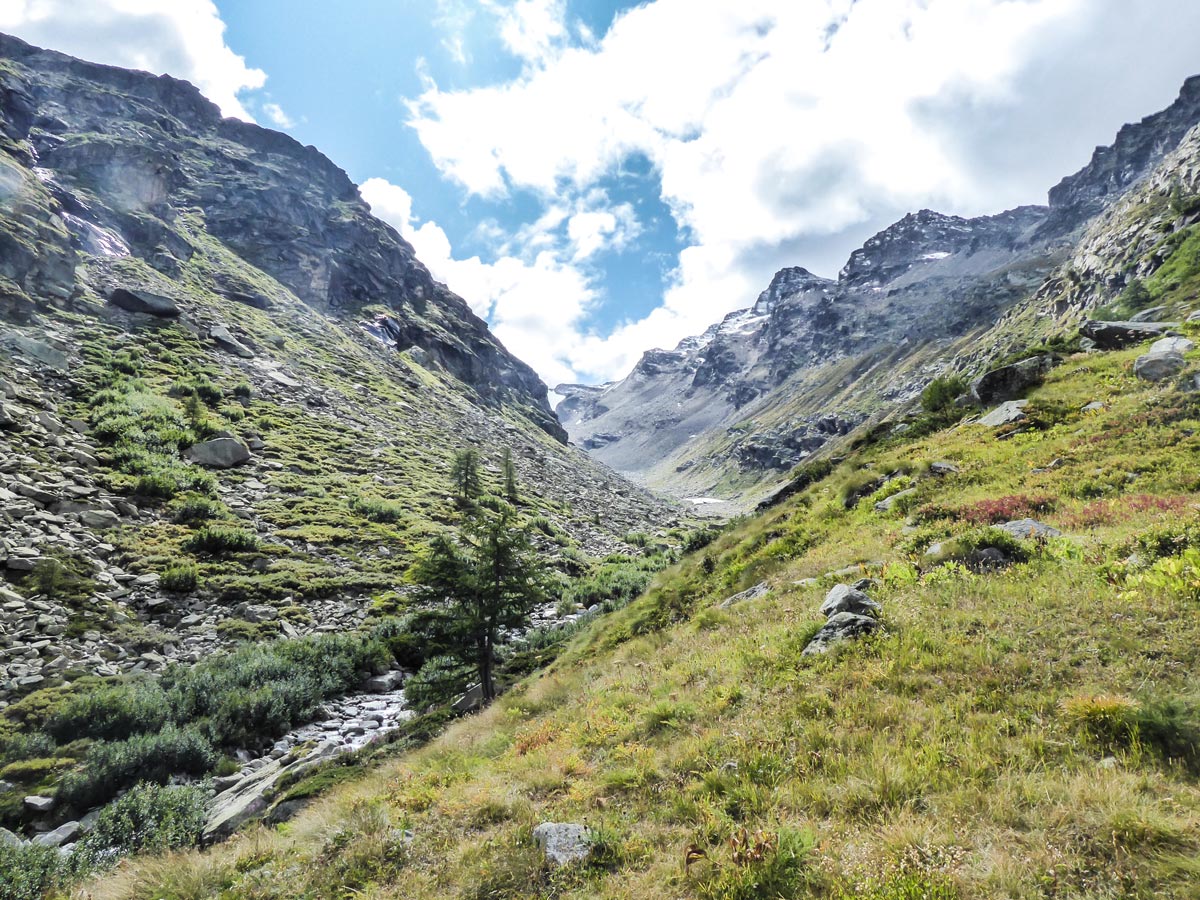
[160,563,199,593]
[232,380,253,400]
[170,494,226,524]
[1123,548,1200,603]
[920,374,967,413]
[168,375,223,407]
[349,495,406,523]
[44,681,170,743]
[0,841,65,900]
[75,781,209,868]
[57,725,216,809]
[182,525,260,554]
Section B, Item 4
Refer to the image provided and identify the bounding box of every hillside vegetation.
[66,328,1200,900]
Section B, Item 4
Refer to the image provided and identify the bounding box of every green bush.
[920,374,968,413]
[160,563,199,593]
[169,494,226,524]
[182,525,260,554]
[57,725,216,809]
[349,495,406,523]
[168,375,223,407]
[44,681,170,744]
[0,841,65,900]
[74,781,209,868]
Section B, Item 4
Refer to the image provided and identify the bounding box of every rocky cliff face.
[0,33,562,439]
[559,77,1200,507]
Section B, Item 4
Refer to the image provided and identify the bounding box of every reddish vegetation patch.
[957,494,1058,526]
[1057,494,1193,529]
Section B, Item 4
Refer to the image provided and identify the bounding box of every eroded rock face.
[0,31,563,442]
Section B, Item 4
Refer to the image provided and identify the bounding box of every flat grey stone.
[718,581,770,609]
[533,822,591,867]
[185,437,251,468]
[995,519,1062,540]
[976,400,1028,427]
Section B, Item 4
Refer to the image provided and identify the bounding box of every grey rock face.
[532,823,592,867]
[820,585,881,618]
[209,325,254,358]
[1,333,70,371]
[802,612,881,656]
[108,287,180,317]
[185,437,251,468]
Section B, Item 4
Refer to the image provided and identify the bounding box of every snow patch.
[686,497,726,505]
[921,251,951,260]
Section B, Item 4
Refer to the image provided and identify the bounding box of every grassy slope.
[76,335,1200,899]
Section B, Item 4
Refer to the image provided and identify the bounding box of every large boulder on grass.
[970,354,1059,404]
[1134,336,1193,382]
[820,584,880,618]
[185,437,251,468]
[1080,320,1180,350]
[802,612,880,656]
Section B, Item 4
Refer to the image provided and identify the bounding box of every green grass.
[75,342,1200,900]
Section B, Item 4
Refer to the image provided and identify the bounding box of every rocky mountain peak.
[1042,73,1200,235]
[752,266,834,314]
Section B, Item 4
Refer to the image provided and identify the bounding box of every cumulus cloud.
[409,0,1200,383]
[0,0,265,120]
[361,177,600,388]
[261,102,294,129]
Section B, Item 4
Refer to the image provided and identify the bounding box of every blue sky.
[3,1,1200,386]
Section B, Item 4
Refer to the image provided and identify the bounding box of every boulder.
[820,585,881,618]
[929,461,959,476]
[363,670,405,693]
[108,287,180,317]
[79,509,121,529]
[1133,336,1192,382]
[1080,319,1180,350]
[0,827,20,847]
[210,325,255,358]
[801,612,880,656]
[717,581,770,609]
[185,437,251,468]
[874,488,915,512]
[532,823,592,867]
[23,795,55,814]
[976,400,1028,427]
[995,519,1062,540]
[970,354,1059,404]
[452,683,485,713]
[33,820,79,848]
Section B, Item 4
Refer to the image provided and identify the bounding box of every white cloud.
[261,102,294,129]
[488,0,568,66]
[408,0,1200,383]
[361,177,599,387]
[0,0,266,120]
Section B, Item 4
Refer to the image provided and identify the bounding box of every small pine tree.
[502,447,518,503]
[920,375,967,414]
[450,449,482,503]
[1117,278,1152,315]
[412,509,544,702]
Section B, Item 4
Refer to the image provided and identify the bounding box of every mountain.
[557,75,1200,509]
[0,33,683,704]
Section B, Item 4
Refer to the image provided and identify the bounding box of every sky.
[2,1,1200,388]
